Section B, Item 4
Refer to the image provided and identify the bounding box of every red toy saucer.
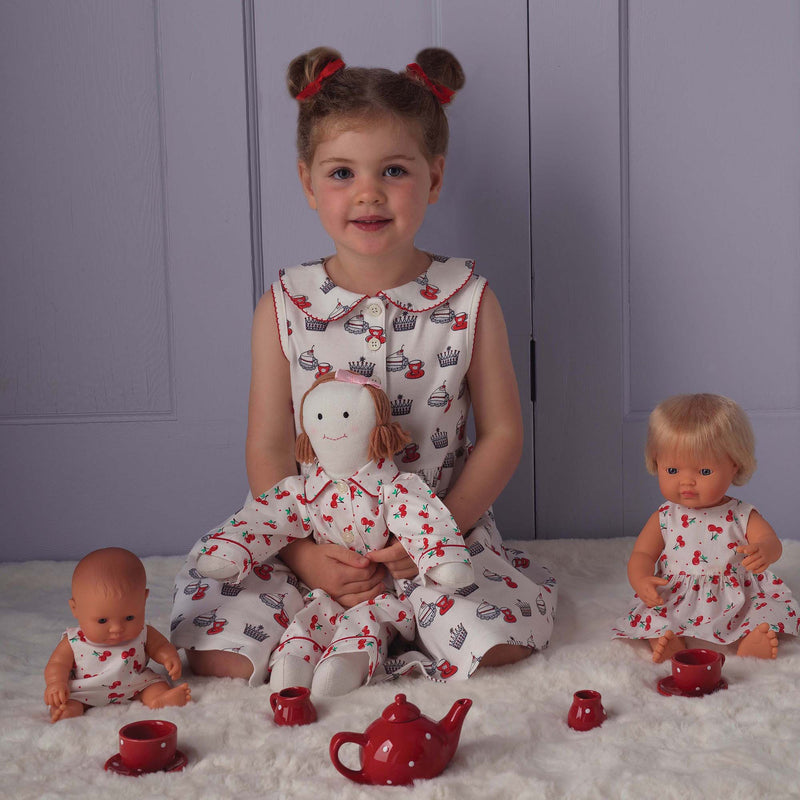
[104,749,188,776]
[657,675,728,698]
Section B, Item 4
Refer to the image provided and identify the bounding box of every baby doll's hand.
[737,544,772,573]
[632,575,669,608]
[366,537,419,580]
[44,682,69,707]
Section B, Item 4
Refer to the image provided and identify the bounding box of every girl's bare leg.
[737,622,779,659]
[186,648,254,680]
[650,630,686,663]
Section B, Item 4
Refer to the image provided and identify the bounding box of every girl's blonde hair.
[295,373,410,465]
[287,46,465,163]
[644,393,756,485]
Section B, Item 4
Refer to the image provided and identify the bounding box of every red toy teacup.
[270,686,317,727]
[671,648,725,694]
[118,719,177,772]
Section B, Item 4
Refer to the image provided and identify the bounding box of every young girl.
[613,393,799,662]
[45,548,191,722]
[170,46,556,686]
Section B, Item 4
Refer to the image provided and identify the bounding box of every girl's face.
[655,449,739,509]
[298,115,444,271]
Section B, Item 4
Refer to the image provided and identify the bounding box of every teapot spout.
[439,698,472,746]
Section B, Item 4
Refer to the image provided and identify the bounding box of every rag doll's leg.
[268,590,342,691]
[736,622,779,659]
[312,592,416,696]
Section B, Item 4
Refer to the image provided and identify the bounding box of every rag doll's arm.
[627,512,669,607]
[738,510,783,572]
[43,636,74,708]
[196,477,311,582]
[145,625,182,681]
[384,475,473,587]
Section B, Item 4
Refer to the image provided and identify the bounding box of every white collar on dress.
[279,256,476,322]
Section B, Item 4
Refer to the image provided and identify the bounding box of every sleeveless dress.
[65,626,164,706]
[171,257,557,684]
[612,498,800,643]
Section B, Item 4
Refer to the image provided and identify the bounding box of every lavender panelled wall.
[533,0,800,539]
[2,2,799,561]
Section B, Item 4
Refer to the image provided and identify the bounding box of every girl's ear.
[297,161,317,210]
[427,155,445,205]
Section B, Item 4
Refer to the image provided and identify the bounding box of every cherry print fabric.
[612,499,800,643]
[65,626,164,706]
[170,258,557,685]
[199,459,471,585]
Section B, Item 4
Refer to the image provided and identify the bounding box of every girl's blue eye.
[666,467,678,475]
[700,468,712,476]
[331,167,353,180]
[385,165,406,178]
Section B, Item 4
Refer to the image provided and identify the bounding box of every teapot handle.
[329,732,370,784]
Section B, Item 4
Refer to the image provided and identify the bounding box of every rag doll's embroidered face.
[301,380,376,478]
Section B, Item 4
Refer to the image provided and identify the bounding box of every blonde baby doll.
[44,547,191,722]
[613,393,800,662]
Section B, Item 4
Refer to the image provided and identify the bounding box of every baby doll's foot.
[650,631,686,663]
[737,622,779,659]
[142,681,192,709]
[312,652,370,697]
[50,699,85,723]
[269,655,314,693]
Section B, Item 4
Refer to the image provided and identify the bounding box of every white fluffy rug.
[3,538,800,800]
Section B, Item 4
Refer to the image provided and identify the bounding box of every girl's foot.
[737,622,779,659]
[650,630,686,663]
[50,699,85,723]
[141,681,192,709]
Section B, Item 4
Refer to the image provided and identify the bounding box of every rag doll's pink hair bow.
[334,369,382,390]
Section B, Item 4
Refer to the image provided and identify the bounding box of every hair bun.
[413,48,465,93]
[287,46,344,99]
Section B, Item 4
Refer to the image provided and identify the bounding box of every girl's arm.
[441,287,524,533]
[43,636,74,707]
[738,510,783,572]
[627,512,669,607]
[145,625,182,680]
[250,289,385,603]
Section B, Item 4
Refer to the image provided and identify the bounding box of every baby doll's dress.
[612,498,800,643]
[65,626,164,706]
[171,257,557,684]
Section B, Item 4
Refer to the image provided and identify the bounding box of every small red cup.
[270,686,317,727]
[671,648,725,695]
[118,720,177,773]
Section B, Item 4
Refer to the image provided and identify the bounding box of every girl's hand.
[282,539,386,608]
[366,537,419,580]
[632,575,669,608]
[736,543,772,573]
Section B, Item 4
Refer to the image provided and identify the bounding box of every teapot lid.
[381,694,421,723]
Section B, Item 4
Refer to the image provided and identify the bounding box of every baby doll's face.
[302,381,375,478]
[69,584,148,646]
[656,450,739,509]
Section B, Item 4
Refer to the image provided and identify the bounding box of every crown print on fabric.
[348,356,376,377]
[393,308,417,332]
[391,395,413,416]
[243,623,270,642]
[437,346,460,367]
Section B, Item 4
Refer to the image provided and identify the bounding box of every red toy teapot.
[329,693,472,786]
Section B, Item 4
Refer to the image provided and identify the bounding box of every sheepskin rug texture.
[3,538,800,800]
